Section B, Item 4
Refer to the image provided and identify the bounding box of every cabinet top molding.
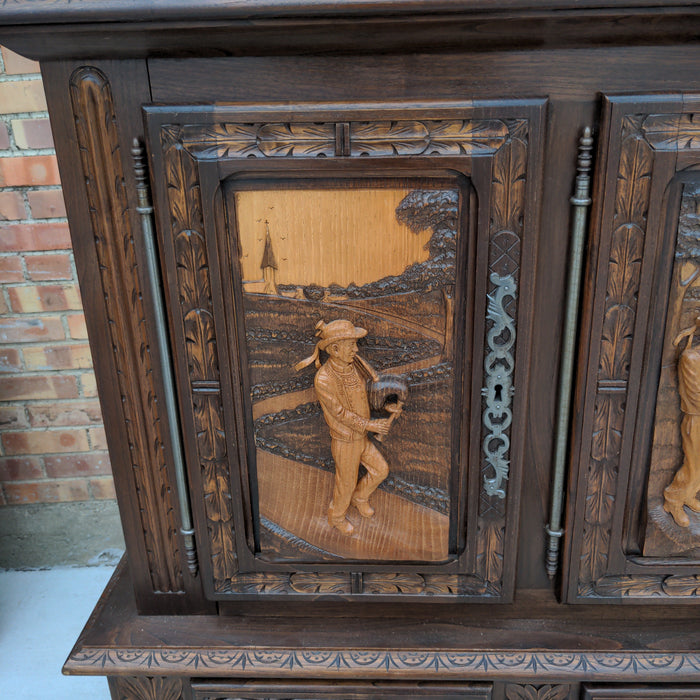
[0,0,698,25]
[1,0,699,61]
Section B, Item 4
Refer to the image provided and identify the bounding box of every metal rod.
[131,138,198,577]
[546,127,594,580]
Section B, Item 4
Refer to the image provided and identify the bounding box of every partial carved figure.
[295,319,406,535]
[664,316,700,527]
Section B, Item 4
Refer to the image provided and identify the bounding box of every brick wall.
[0,47,114,507]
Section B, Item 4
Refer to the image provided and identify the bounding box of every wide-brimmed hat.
[317,319,367,350]
[294,319,367,371]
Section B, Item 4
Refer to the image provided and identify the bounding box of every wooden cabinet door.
[565,94,700,602]
[145,99,545,602]
[582,685,700,699]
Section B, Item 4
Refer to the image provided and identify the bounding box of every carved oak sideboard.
[3,2,700,698]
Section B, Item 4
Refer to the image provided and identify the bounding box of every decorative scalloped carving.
[68,647,700,680]
[70,67,183,593]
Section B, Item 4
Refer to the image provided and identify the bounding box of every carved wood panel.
[69,67,183,594]
[108,676,184,700]
[567,95,700,601]
[148,103,543,600]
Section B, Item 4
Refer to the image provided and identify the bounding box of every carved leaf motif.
[182,122,260,158]
[427,119,508,154]
[594,575,667,597]
[598,304,635,381]
[111,677,183,700]
[350,121,429,156]
[590,393,625,462]
[476,517,505,583]
[210,520,238,583]
[423,574,489,596]
[643,113,700,151]
[202,461,232,521]
[584,458,618,525]
[505,684,570,700]
[193,393,227,461]
[257,123,335,157]
[490,136,528,237]
[290,572,351,594]
[363,573,425,594]
[614,134,653,228]
[184,308,219,381]
[175,229,212,314]
[231,573,292,594]
[606,224,644,308]
[580,521,610,582]
[662,575,700,596]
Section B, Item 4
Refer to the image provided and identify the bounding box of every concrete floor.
[0,565,117,699]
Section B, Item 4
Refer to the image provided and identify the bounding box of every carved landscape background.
[234,186,459,563]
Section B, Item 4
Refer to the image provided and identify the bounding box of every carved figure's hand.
[385,402,403,414]
[368,419,392,435]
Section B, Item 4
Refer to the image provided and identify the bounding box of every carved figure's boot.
[663,489,690,527]
[329,516,354,535]
[351,497,375,518]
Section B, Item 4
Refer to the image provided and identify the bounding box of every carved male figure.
[664,316,700,527]
[295,319,399,535]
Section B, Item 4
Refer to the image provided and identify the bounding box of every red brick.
[0,456,42,481]
[0,375,77,400]
[89,477,116,500]
[8,283,81,313]
[81,372,98,397]
[4,479,90,504]
[1,48,40,75]
[0,348,22,372]
[0,316,65,343]
[0,191,26,221]
[28,399,103,427]
[45,452,111,478]
[0,256,24,283]
[0,156,60,187]
[0,123,9,150]
[67,313,88,339]
[0,294,8,314]
[0,406,28,430]
[0,80,47,114]
[11,118,54,150]
[26,189,65,219]
[88,426,107,450]
[23,343,93,371]
[24,253,72,281]
[0,222,70,252]
[2,428,90,455]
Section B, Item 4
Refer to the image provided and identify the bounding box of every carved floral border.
[158,113,532,598]
[575,104,700,599]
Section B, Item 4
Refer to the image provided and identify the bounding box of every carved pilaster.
[70,67,183,593]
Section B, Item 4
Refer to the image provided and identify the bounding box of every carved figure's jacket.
[314,360,370,442]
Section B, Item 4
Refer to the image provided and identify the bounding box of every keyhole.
[494,384,503,402]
